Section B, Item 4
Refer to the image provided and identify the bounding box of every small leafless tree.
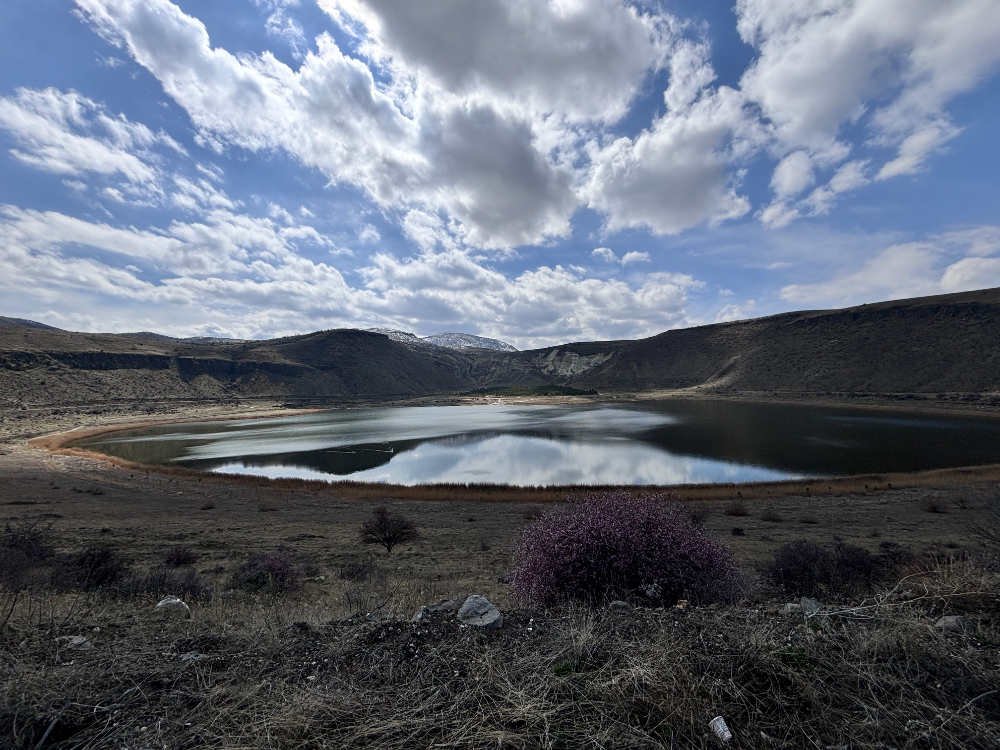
[359,507,418,554]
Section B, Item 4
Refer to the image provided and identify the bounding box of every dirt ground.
[2,396,998,614]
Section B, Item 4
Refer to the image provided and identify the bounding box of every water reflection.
[73,401,1000,486]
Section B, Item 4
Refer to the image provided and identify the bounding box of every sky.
[0,0,998,349]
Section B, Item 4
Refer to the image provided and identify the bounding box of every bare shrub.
[761,539,905,597]
[760,507,785,522]
[359,507,419,554]
[338,560,377,581]
[724,500,749,517]
[0,519,52,590]
[51,547,129,592]
[230,550,303,594]
[923,497,948,514]
[115,566,212,601]
[508,492,741,607]
[799,515,820,524]
[687,507,710,526]
[164,545,198,567]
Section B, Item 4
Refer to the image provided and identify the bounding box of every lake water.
[73,401,1000,486]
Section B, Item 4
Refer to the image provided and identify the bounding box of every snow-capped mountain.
[366,328,517,352]
[422,332,518,351]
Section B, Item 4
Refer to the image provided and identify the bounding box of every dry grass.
[2,557,999,750]
[760,507,785,523]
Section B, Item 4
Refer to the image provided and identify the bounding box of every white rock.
[935,615,973,633]
[55,635,93,650]
[156,596,191,618]
[800,597,823,616]
[457,595,502,628]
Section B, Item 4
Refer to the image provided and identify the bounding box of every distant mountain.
[423,332,518,352]
[366,328,518,352]
[4,288,1000,408]
[365,328,432,347]
[0,316,61,330]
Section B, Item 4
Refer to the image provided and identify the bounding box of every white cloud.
[770,151,814,198]
[779,225,1000,306]
[739,0,1000,221]
[0,87,179,187]
[757,200,798,229]
[320,0,672,123]
[584,83,757,235]
[73,0,584,249]
[358,223,380,243]
[621,251,650,265]
[876,121,961,180]
[591,247,650,266]
[802,159,870,215]
[715,298,756,322]
[255,0,308,60]
[0,201,703,346]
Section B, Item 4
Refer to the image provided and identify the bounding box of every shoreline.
[20,391,1000,502]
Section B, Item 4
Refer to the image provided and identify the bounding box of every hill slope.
[553,288,1000,394]
[2,288,999,407]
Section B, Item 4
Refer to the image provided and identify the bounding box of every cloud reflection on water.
[210,433,798,486]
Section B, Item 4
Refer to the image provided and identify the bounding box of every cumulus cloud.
[584,82,757,235]
[319,0,672,123]
[739,0,1000,221]
[621,251,650,265]
[0,203,702,346]
[73,0,582,249]
[0,87,180,189]
[770,151,814,198]
[592,247,617,263]
[779,225,1000,306]
[591,247,649,266]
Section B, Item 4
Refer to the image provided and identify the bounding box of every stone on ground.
[156,596,191,618]
[457,595,503,628]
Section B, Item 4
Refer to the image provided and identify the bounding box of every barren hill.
[2,288,999,408]
[546,287,1000,395]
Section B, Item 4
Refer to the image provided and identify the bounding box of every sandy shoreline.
[8,390,999,504]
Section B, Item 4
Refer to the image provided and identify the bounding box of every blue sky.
[0,0,998,348]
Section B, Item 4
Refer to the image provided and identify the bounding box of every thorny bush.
[508,492,742,606]
[230,550,303,594]
[50,547,129,592]
[761,539,914,597]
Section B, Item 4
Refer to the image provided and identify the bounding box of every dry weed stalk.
[2,558,999,749]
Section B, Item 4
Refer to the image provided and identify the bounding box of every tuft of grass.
[50,547,129,592]
[724,500,750,517]
[230,550,303,594]
[924,497,949,514]
[164,545,197,567]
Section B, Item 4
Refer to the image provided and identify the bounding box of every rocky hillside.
[422,332,518,352]
[552,287,1000,395]
[2,288,1000,407]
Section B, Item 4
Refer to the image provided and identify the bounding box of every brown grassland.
[2,396,1000,749]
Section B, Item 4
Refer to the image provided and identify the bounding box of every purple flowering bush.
[509,492,741,606]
